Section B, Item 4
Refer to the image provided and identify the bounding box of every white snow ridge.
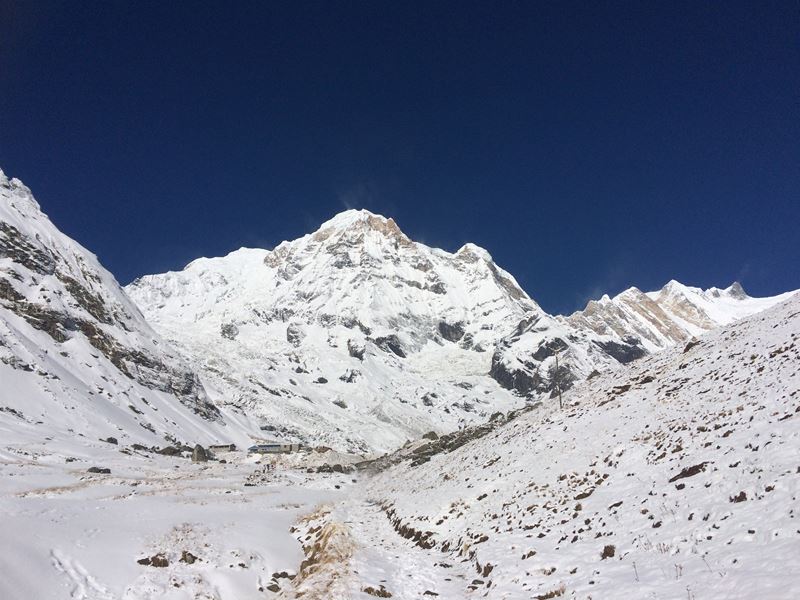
[1,169,798,599]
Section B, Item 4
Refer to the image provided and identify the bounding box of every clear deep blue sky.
[1,1,798,314]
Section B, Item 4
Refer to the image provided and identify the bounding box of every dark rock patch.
[668,462,708,483]
[438,321,465,342]
[220,322,239,340]
[593,337,646,364]
[532,338,569,362]
[347,339,365,360]
[373,335,406,358]
[191,444,208,462]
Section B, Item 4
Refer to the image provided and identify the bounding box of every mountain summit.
[127,208,541,452]
[126,207,795,452]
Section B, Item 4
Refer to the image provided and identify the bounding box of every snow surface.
[0,435,352,599]
[307,292,800,599]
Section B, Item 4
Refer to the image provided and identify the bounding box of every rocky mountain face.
[127,207,794,453]
[0,170,248,448]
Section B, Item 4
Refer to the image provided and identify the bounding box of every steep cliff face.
[0,170,242,447]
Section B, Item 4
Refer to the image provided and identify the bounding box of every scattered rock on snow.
[137,554,169,567]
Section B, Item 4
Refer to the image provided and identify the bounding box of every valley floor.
[0,441,350,600]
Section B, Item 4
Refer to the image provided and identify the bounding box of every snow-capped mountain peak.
[315,208,406,237]
[126,205,796,453]
[127,208,542,452]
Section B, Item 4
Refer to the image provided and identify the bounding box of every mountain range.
[1,169,795,454]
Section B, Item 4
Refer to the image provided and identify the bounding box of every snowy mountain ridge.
[127,206,794,452]
[0,169,264,449]
[126,208,540,453]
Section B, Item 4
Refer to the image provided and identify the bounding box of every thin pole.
[555,351,562,410]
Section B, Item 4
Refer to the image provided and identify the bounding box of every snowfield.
[5,291,791,600]
[300,293,800,599]
[0,439,352,600]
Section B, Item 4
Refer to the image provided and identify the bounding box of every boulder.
[192,444,208,462]
[286,322,306,347]
[150,554,169,568]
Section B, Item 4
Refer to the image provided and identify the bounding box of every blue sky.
[1,1,797,314]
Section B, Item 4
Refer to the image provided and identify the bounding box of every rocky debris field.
[296,294,800,599]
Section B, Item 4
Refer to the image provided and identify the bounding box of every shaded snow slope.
[0,169,261,448]
[317,292,800,599]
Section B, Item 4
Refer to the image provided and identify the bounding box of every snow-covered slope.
[308,291,800,599]
[128,208,794,454]
[127,210,542,453]
[0,170,259,449]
